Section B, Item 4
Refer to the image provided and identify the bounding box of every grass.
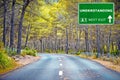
[79,54,88,58]
[0,63,18,75]
[0,43,38,75]
[79,53,120,66]
[100,56,120,65]
[0,50,18,75]
[78,52,120,72]
[78,53,97,59]
[21,47,37,57]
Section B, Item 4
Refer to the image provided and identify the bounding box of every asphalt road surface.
[0,54,120,80]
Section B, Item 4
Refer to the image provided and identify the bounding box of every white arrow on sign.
[108,15,112,23]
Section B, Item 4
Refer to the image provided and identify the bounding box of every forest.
[0,0,120,70]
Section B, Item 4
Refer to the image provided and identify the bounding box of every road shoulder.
[89,58,120,73]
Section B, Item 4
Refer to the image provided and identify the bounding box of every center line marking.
[60,63,62,66]
[58,58,61,59]
[59,59,62,61]
[59,71,63,76]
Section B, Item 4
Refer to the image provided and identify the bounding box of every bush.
[45,49,52,53]
[0,42,4,50]
[92,48,97,53]
[21,48,37,57]
[110,49,119,56]
[0,42,16,69]
[0,52,15,69]
[68,49,74,53]
[8,49,17,56]
[24,47,30,50]
[26,50,37,56]
[21,50,27,57]
[103,45,107,54]
[75,51,81,55]
[56,50,65,53]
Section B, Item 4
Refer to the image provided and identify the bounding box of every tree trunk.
[24,26,30,48]
[17,1,29,54]
[117,37,120,56]
[10,0,16,49]
[107,27,112,57]
[54,27,57,52]
[2,0,7,47]
[39,39,43,53]
[65,27,69,54]
[70,23,73,50]
[96,25,101,57]
[76,26,80,52]
[85,26,89,52]
[118,41,120,51]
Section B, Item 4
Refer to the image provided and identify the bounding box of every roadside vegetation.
[21,47,37,57]
[0,42,38,74]
[75,51,120,72]
[75,48,120,65]
[77,53,120,65]
[0,42,17,74]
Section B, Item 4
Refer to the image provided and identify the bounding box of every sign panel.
[78,3,114,25]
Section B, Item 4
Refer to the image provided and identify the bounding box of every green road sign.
[78,3,114,25]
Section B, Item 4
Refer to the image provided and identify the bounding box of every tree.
[17,0,33,54]
[85,26,89,52]
[65,27,68,54]
[96,25,101,57]
[2,0,7,47]
[10,0,16,49]
[24,25,30,48]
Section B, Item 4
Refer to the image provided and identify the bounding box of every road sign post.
[78,3,114,25]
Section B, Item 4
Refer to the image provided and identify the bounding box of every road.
[0,54,120,80]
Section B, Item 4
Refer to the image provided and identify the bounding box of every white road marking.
[60,63,62,66]
[58,57,61,60]
[58,57,62,61]
[59,71,63,76]
[59,59,62,61]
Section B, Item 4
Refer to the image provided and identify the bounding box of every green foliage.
[0,42,4,50]
[92,48,97,53]
[9,50,16,56]
[103,45,107,54]
[7,48,17,56]
[110,45,120,56]
[45,49,51,53]
[56,50,65,53]
[21,50,27,57]
[68,49,74,53]
[21,47,37,56]
[75,51,81,55]
[24,47,30,50]
[0,52,13,69]
[110,49,120,56]
[0,42,15,69]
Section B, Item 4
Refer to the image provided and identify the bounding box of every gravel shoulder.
[90,58,120,73]
[13,55,40,65]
